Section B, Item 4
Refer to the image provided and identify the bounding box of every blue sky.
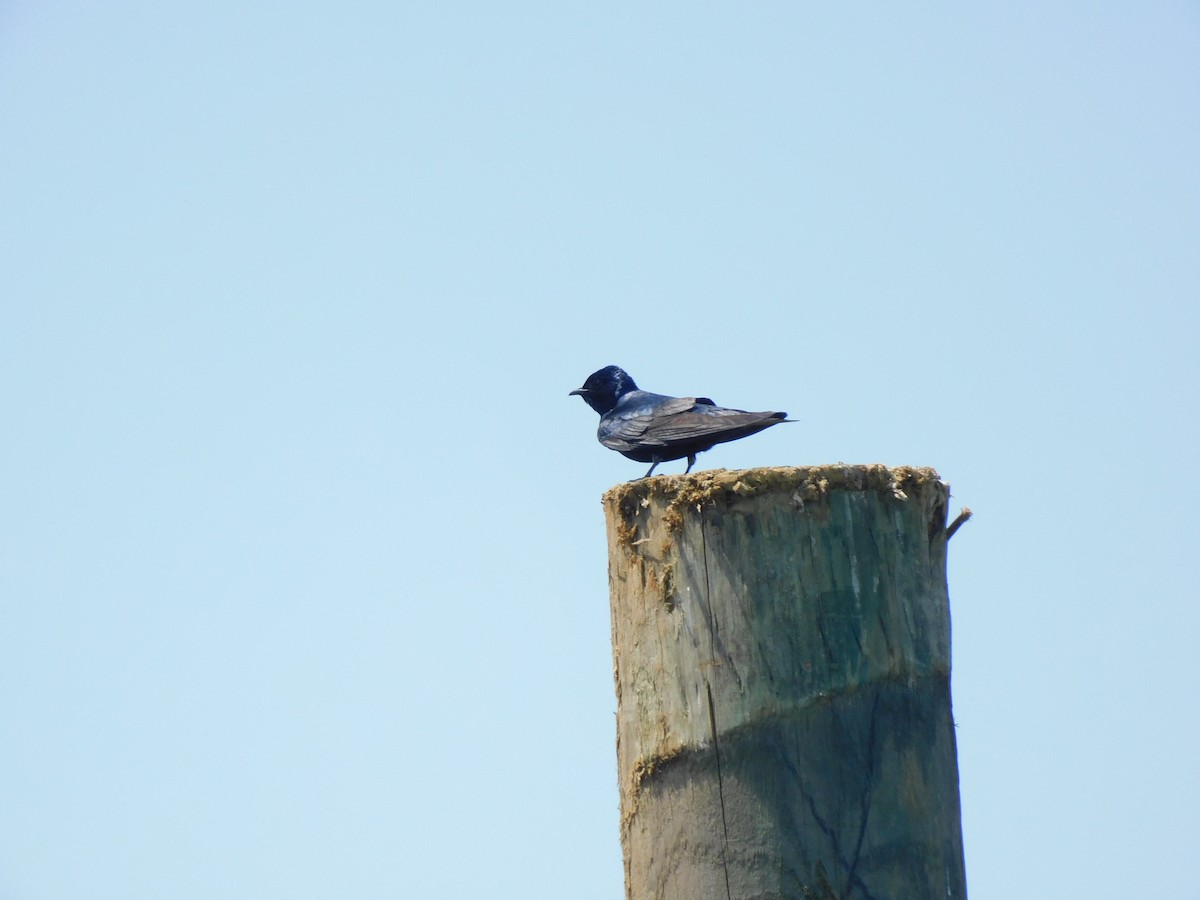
[2,3,1198,897]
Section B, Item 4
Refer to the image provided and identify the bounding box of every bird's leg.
[684,454,697,474]
[642,459,661,479]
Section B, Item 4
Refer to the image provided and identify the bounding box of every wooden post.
[604,465,967,900]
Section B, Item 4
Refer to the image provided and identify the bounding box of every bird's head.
[569,365,638,416]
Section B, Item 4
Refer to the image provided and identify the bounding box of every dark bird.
[570,365,791,478]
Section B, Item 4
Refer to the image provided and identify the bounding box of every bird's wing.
[637,407,777,447]
[598,396,698,452]
[601,398,777,453]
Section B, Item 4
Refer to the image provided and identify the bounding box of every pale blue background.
[2,3,1197,898]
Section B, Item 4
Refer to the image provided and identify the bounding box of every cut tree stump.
[603,465,967,900]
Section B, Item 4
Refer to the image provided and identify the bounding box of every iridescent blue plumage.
[570,365,791,478]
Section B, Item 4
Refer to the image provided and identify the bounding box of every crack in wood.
[843,691,881,898]
[700,509,734,900]
[705,681,733,900]
[784,714,881,900]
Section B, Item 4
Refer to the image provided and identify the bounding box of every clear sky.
[2,3,1197,898]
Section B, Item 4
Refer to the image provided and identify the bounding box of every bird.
[570,365,791,478]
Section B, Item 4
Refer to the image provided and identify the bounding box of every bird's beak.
[569,388,587,396]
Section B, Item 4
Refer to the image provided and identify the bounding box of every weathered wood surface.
[604,465,966,900]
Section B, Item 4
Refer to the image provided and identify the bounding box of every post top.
[602,463,944,509]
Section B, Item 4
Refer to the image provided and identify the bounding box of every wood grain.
[604,465,967,900]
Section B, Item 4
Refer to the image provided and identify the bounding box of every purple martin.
[570,365,791,477]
